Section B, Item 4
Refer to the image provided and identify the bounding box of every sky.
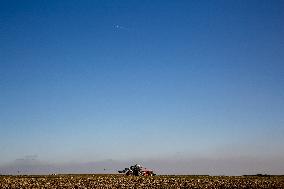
[0,0,284,175]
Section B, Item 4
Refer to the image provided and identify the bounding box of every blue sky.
[1,0,284,174]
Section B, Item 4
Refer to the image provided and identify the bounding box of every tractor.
[118,164,156,176]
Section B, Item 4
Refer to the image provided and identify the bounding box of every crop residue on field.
[1,175,284,188]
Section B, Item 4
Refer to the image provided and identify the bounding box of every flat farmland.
[1,174,284,188]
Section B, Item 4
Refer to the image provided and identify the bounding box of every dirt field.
[1,174,284,188]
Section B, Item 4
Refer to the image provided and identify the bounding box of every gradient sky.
[1,0,284,175]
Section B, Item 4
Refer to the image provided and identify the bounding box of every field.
[1,174,284,188]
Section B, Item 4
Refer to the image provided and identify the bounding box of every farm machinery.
[118,164,156,176]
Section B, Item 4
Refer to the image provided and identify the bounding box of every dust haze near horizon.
[1,0,284,175]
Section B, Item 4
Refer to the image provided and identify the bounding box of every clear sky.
[1,0,284,175]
